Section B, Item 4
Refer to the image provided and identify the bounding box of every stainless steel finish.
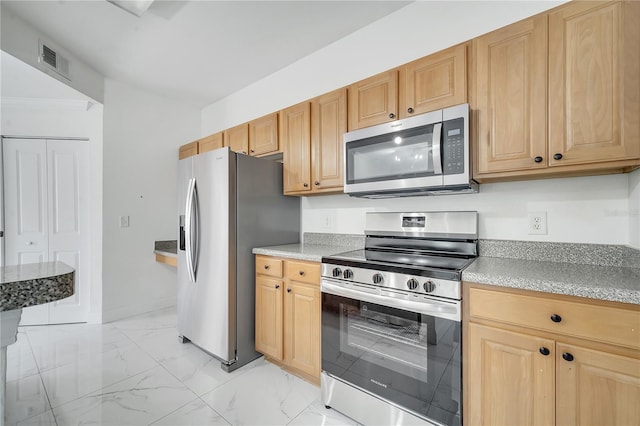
[344,103,475,198]
[432,122,442,175]
[321,372,440,426]
[321,279,461,321]
[443,103,470,188]
[177,147,300,371]
[321,263,461,300]
[365,211,478,239]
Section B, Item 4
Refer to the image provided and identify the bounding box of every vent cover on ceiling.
[38,40,71,81]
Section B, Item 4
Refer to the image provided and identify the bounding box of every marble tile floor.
[5,307,360,426]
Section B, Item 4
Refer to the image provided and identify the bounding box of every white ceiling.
[1,0,412,108]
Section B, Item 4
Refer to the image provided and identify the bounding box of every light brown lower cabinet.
[255,255,321,384]
[464,282,640,425]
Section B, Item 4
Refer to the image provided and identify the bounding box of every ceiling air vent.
[38,40,71,81]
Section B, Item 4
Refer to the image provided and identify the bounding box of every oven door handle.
[321,279,460,322]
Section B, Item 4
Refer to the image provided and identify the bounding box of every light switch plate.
[119,215,130,228]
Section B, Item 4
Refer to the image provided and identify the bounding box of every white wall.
[302,174,630,245]
[200,0,639,248]
[102,79,200,322]
[629,169,640,249]
[0,98,104,323]
[1,5,104,103]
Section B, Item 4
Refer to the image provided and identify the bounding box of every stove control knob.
[423,280,437,293]
[372,273,384,285]
[332,267,342,278]
[343,269,354,279]
[406,278,419,290]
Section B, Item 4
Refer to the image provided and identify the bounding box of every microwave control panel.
[442,117,465,175]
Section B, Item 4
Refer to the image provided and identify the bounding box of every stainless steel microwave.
[343,103,477,198]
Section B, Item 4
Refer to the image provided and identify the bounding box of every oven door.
[321,284,461,426]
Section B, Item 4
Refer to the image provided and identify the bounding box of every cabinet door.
[311,88,346,191]
[249,113,279,156]
[400,43,468,119]
[284,280,320,380]
[556,343,640,426]
[179,141,198,159]
[549,1,640,166]
[348,69,398,131]
[255,276,283,360]
[281,102,311,194]
[474,15,548,174]
[224,123,249,155]
[467,323,555,426]
[199,132,224,154]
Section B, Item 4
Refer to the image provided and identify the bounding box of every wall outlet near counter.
[119,215,130,228]
[528,212,547,235]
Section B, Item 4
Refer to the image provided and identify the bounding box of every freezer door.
[177,156,194,339]
[188,148,234,362]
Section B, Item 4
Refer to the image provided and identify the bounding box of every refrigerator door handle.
[184,178,197,283]
[191,180,200,279]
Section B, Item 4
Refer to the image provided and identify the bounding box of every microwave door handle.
[432,122,443,175]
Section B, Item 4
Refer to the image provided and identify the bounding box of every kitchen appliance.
[321,211,478,426]
[344,103,476,198]
[177,147,300,372]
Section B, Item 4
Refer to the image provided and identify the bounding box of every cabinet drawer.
[469,287,640,350]
[286,260,320,285]
[256,256,283,278]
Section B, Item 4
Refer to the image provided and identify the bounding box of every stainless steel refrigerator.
[177,147,300,372]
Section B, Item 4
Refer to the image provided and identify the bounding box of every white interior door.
[2,138,90,325]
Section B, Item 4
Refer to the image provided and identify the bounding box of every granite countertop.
[0,261,75,312]
[252,243,352,262]
[154,240,177,257]
[463,257,640,305]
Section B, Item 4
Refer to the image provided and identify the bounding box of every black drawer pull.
[550,314,562,323]
[539,347,550,356]
[562,352,574,362]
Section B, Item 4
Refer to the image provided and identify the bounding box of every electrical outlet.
[119,215,130,228]
[319,212,334,231]
[528,212,547,235]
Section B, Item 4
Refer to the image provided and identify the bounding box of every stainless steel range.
[320,211,478,426]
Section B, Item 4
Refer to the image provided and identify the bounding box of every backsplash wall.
[301,173,634,247]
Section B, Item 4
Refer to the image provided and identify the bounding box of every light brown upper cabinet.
[348,70,398,131]
[281,102,312,193]
[282,88,347,195]
[311,88,347,192]
[348,44,468,131]
[178,141,199,159]
[198,132,224,154]
[249,112,279,156]
[474,14,548,174]
[548,0,639,167]
[224,123,249,155]
[474,0,640,181]
[399,43,468,118]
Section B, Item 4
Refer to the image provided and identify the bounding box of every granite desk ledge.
[463,257,640,305]
[253,243,355,263]
[0,261,75,312]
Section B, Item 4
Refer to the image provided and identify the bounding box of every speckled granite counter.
[154,240,177,257]
[252,243,353,262]
[0,261,75,312]
[463,256,640,305]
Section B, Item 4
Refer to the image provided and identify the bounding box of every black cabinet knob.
[250,149,255,153]
[407,107,414,114]
[539,347,550,356]
[303,183,309,188]
[314,181,320,186]
[287,288,292,293]
[264,265,270,270]
[553,153,563,160]
[562,352,574,362]
[388,113,395,119]
[550,314,562,323]
[534,156,543,163]
[275,284,280,289]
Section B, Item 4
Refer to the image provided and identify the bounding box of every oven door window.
[345,124,439,185]
[322,292,461,426]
